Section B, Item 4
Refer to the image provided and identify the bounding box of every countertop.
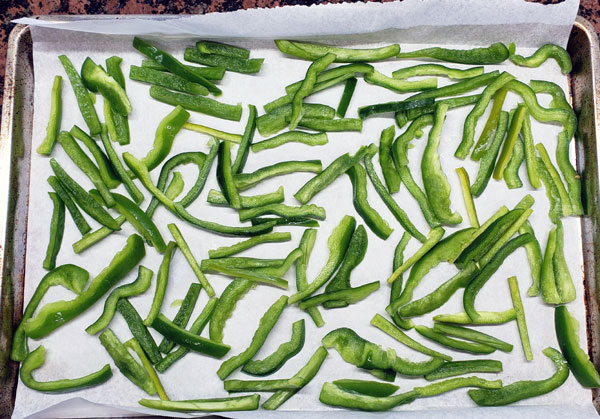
[1,0,599,110]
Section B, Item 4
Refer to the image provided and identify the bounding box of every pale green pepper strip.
[456,168,479,228]
[493,104,527,180]
[183,122,241,144]
[536,142,572,216]
[508,43,572,74]
[251,131,328,153]
[519,221,543,297]
[139,395,260,412]
[209,232,291,258]
[520,112,541,188]
[553,220,576,303]
[434,310,516,325]
[365,70,437,93]
[471,88,507,161]
[125,338,169,401]
[275,40,399,62]
[392,64,484,80]
[207,187,284,208]
[387,227,445,284]
[508,276,533,361]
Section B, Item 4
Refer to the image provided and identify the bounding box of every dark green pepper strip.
[275,40,399,62]
[50,158,120,230]
[207,186,284,208]
[99,328,156,395]
[167,224,214,296]
[392,64,484,79]
[156,297,218,372]
[141,59,225,80]
[468,347,569,406]
[217,295,288,379]
[184,48,263,74]
[493,104,527,180]
[262,346,329,410]
[152,313,230,358]
[256,103,335,136]
[332,379,399,397]
[37,75,62,155]
[70,125,120,189]
[118,298,162,365]
[401,94,480,123]
[541,227,561,304]
[196,40,249,58]
[144,241,176,327]
[364,70,437,93]
[112,193,166,253]
[391,228,476,309]
[242,319,305,376]
[234,160,322,191]
[86,265,153,335]
[553,220,576,303]
[23,234,144,339]
[158,283,202,354]
[21,345,111,393]
[397,42,508,63]
[520,112,541,188]
[391,232,411,303]
[503,137,524,189]
[224,379,301,392]
[508,43,572,74]
[239,203,325,222]
[456,168,479,227]
[285,63,373,96]
[210,280,254,343]
[519,221,543,297]
[47,176,91,235]
[363,151,427,242]
[422,104,462,225]
[58,55,101,135]
[415,326,496,354]
[293,117,362,132]
[537,142,572,216]
[387,227,445,284]
[319,382,417,411]
[72,216,126,254]
[323,327,445,376]
[11,265,89,362]
[508,276,533,361]
[124,338,168,400]
[133,37,220,95]
[471,111,509,197]
[183,122,242,143]
[42,192,65,271]
[202,257,284,271]
[537,157,563,224]
[289,215,356,304]
[425,360,502,381]
[433,323,513,352]
[217,140,242,208]
[252,217,319,228]
[505,80,570,126]
[434,310,516,325]
[296,228,324,327]
[129,65,209,95]
[336,77,357,118]
[555,305,600,387]
[379,125,400,193]
[141,106,190,171]
[471,88,508,161]
[105,56,130,145]
[298,281,380,309]
[409,71,500,102]
[81,57,131,115]
[232,104,257,174]
[209,232,291,258]
[347,164,393,239]
[358,98,434,120]
[463,233,534,322]
[150,86,242,121]
[251,131,327,153]
[139,395,260,412]
[295,145,370,204]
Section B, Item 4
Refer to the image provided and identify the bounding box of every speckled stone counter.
[1,0,598,109]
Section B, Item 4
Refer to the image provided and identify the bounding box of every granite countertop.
[0,0,598,110]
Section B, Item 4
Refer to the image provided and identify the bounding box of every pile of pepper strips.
[11,37,600,413]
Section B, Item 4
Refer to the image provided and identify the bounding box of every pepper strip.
[471,88,508,161]
[471,111,509,197]
[397,43,509,64]
[425,360,502,381]
[536,142,572,216]
[239,203,325,222]
[242,319,305,376]
[125,338,168,400]
[508,43,572,74]
[217,140,241,208]
[256,103,335,136]
[59,55,101,135]
[234,160,322,191]
[81,57,131,115]
[541,227,561,304]
[129,65,209,96]
[252,131,327,153]
[505,80,570,126]
[42,192,65,271]
[478,208,533,268]
[293,117,362,132]
[20,346,112,393]
[434,310,516,325]
[184,48,263,74]
[469,347,568,405]
[71,216,126,254]
[144,241,177,327]
[207,187,284,208]
[330,379,399,397]
[519,221,543,296]
[392,64,484,79]
[365,69,437,93]
[224,379,300,392]
[553,220,576,303]
[275,40,399,62]
[196,40,249,57]
[295,229,324,327]
[379,126,400,193]
[47,176,91,235]
[504,136,524,189]
[358,98,434,120]
[99,328,157,395]
[24,235,144,339]
[433,323,513,352]
[139,395,260,412]
[409,71,500,102]
[415,326,496,354]
[319,382,417,411]
[86,266,153,335]
[538,157,563,224]
[370,314,452,361]
[217,295,288,379]
[391,232,411,303]
[37,75,62,155]
[183,122,241,143]
[286,63,373,95]
[262,346,329,410]
[11,265,89,362]
[266,74,355,111]
[298,281,380,309]
[508,276,533,361]
[232,104,257,173]
[336,77,357,118]
[141,106,191,171]
[401,95,481,124]
[387,227,445,284]
[113,193,166,253]
[493,104,527,180]
[158,283,201,354]
[456,72,515,159]
[519,112,542,189]
[70,125,120,189]
[167,224,214,296]
[150,86,242,121]
[141,59,225,80]
[209,232,292,258]
[202,257,284,271]
[456,168,479,227]
[209,280,254,343]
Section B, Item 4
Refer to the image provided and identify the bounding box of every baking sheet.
[12,0,598,417]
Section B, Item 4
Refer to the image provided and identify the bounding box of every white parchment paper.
[13,0,597,418]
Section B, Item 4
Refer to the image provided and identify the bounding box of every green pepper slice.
[232,104,257,173]
[508,43,572,74]
[425,359,502,381]
[37,75,62,155]
[141,105,190,171]
[129,65,209,95]
[139,395,260,412]
[275,40,399,62]
[158,283,202,354]
[42,192,65,271]
[150,86,242,121]
[397,43,509,64]
[184,48,263,74]
[118,298,162,365]
[81,57,131,115]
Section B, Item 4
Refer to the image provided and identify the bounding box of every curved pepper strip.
[425,360,502,381]
[209,232,291,259]
[463,233,534,322]
[239,203,325,222]
[113,193,166,253]
[519,221,543,297]
[508,43,572,74]
[105,56,130,145]
[295,228,324,327]
[42,192,65,271]
[504,137,524,189]
[286,63,373,96]
[37,75,62,155]
[471,88,508,161]
[217,295,288,379]
[378,125,400,193]
[469,347,568,405]
[81,57,131,115]
[288,216,356,304]
[275,40,399,62]
[536,142,572,216]
[392,64,484,80]
[139,395,260,412]
[24,235,145,339]
[70,125,120,189]
[232,104,257,173]
[493,104,528,181]
[364,70,437,93]
[537,157,563,224]
[251,131,327,153]
[388,227,445,284]
[234,160,322,191]
[210,280,254,343]
[145,241,177,326]
[141,105,190,171]
[409,71,500,102]
[434,310,516,325]
[415,326,496,354]
[323,328,445,376]
[217,140,242,208]
[86,265,153,335]
[150,86,242,121]
[21,346,112,393]
[299,282,380,309]
[11,265,89,362]
[505,80,570,127]
[397,43,509,64]
[433,323,512,352]
[242,319,305,376]
[207,187,284,208]
[319,382,417,411]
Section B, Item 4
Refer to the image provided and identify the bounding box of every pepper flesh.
[509,43,572,74]
[139,395,260,412]
[42,192,65,271]
[425,360,502,381]
[37,75,62,155]
[275,40,400,62]
[397,43,509,64]
[141,105,190,171]
[81,57,132,115]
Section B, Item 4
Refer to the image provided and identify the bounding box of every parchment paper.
[13,0,597,418]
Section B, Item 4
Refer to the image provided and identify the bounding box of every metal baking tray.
[0,15,598,418]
